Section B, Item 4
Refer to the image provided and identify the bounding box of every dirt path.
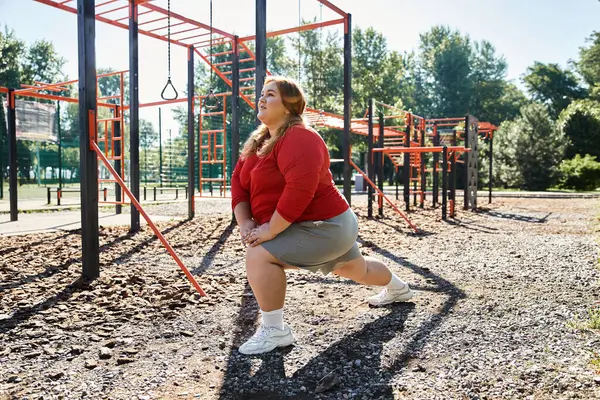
[1,197,599,399]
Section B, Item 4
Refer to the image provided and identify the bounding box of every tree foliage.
[523,62,587,119]
[558,154,600,191]
[558,99,600,160]
[409,26,519,126]
[492,103,566,190]
[577,31,600,90]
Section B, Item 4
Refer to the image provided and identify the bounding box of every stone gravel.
[0,196,599,400]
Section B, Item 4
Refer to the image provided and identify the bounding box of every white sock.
[386,273,408,290]
[261,308,284,330]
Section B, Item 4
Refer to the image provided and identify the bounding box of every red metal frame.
[197,93,229,199]
[89,112,206,297]
[32,0,351,131]
[96,70,127,205]
[348,159,419,233]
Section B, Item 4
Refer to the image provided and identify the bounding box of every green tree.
[484,82,530,126]
[576,31,600,90]
[21,40,67,87]
[493,103,566,190]
[522,62,587,119]
[267,36,296,77]
[558,99,600,159]
[97,67,129,107]
[0,25,25,89]
[412,26,518,125]
[470,41,511,124]
[558,154,600,191]
[0,26,27,181]
[293,23,343,112]
[140,119,158,149]
[415,26,473,117]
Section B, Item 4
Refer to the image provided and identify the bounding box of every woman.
[231,76,414,355]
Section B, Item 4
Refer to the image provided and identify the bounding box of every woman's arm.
[234,201,253,225]
[248,129,324,247]
[247,209,290,247]
[231,159,257,244]
[231,158,250,217]
[266,210,291,236]
[275,128,324,223]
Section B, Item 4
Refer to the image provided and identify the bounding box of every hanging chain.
[319,1,323,109]
[209,0,214,88]
[167,0,171,79]
[298,0,301,82]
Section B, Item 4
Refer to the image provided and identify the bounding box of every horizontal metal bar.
[97,69,128,78]
[239,18,344,41]
[372,146,470,154]
[176,31,208,42]
[96,4,128,17]
[139,15,168,27]
[148,21,186,34]
[95,0,117,8]
[116,9,152,23]
[211,50,233,57]
[213,60,232,67]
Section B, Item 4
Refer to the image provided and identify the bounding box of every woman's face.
[257,81,289,126]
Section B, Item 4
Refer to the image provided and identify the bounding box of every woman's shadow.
[219,292,414,400]
[218,239,464,399]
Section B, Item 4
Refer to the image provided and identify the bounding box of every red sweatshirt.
[231,125,349,225]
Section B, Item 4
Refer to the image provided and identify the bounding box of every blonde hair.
[241,76,307,159]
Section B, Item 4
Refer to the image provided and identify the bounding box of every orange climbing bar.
[372,146,470,154]
[239,18,344,42]
[92,141,207,297]
[89,112,206,297]
[317,0,346,17]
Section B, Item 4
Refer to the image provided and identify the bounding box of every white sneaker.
[238,323,296,355]
[368,285,414,306]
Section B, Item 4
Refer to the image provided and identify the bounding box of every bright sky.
[1,0,598,135]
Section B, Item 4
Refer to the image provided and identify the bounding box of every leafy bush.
[492,103,566,190]
[558,100,600,160]
[558,154,600,191]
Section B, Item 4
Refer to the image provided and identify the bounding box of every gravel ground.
[1,196,599,400]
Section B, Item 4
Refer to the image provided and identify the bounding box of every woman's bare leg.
[333,255,392,285]
[333,255,413,306]
[245,245,287,312]
[239,246,296,355]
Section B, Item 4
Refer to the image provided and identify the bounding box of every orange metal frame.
[96,71,127,205]
[197,93,229,199]
[32,0,353,146]
[89,110,206,297]
[348,159,419,233]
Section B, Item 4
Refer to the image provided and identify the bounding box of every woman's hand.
[239,219,258,245]
[247,223,277,247]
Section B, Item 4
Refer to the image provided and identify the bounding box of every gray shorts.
[261,208,362,275]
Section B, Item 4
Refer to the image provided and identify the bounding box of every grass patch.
[590,353,600,373]
[567,305,600,331]
[588,307,600,330]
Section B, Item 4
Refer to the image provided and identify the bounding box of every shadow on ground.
[217,236,465,399]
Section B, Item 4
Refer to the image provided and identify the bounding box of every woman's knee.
[245,245,272,269]
[245,245,288,273]
[333,256,367,281]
